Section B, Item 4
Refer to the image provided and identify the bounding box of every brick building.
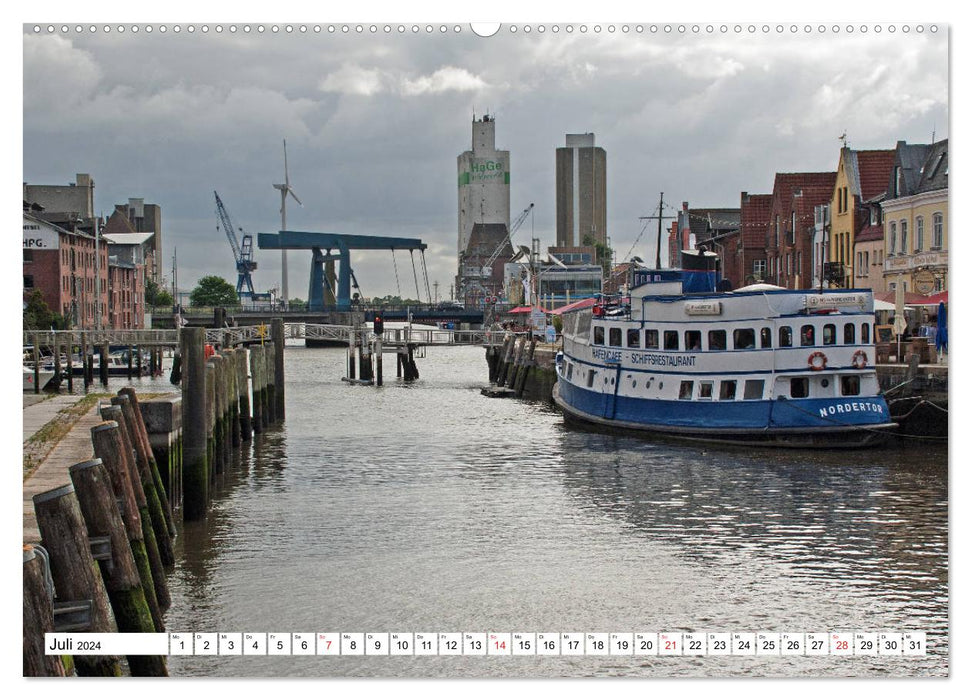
[764,172,837,289]
[737,192,774,286]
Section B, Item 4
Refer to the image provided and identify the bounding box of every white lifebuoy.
[852,350,868,369]
[808,351,828,371]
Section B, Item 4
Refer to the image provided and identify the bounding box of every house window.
[24,275,34,289]
[916,216,924,251]
[627,328,640,348]
[790,212,796,244]
[754,259,766,277]
[775,215,780,246]
[645,329,659,349]
[933,213,944,248]
[889,221,897,254]
[900,220,908,254]
[24,249,33,263]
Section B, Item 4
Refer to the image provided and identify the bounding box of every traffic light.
[374,315,384,334]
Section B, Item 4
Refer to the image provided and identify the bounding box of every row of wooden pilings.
[27,336,167,394]
[345,328,420,385]
[23,320,287,677]
[180,320,285,520]
[24,388,177,677]
[488,334,538,397]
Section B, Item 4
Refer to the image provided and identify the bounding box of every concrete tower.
[556,133,607,248]
[457,114,511,260]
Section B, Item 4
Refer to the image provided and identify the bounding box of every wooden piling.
[205,362,217,480]
[272,318,286,420]
[182,327,208,521]
[33,484,122,677]
[266,343,277,425]
[32,333,41,394]
[211,356,226,474]
[53,344,62,388]
[506,338,525,389]
[66,341,74,392]
[23,545,68,677]
[69,458,168,675]
[112,395,175,567]
[100,342,110,387]
[224,350,241,448]
[127,345,133,380]
[119,388,175,536]
[99,405,170,614]
[250,347,263,435]
[396,350,402,378]
[260,346,270,429]
[376,337,383,386]
[515,339,537,398]
[90,420,163,630]
[496,336,514,386]
[237,349,252,442]
[348,328,356,379]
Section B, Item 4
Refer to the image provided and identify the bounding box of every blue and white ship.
[553,250,896,447]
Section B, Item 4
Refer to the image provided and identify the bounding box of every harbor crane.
[214,191,258,299]
[480,203,535,278]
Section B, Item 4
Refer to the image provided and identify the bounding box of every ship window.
[823,324,836,346]
[760,327,772,348]
[684,330,702,351]
[609,327,623,347]
[800,325,815,346]
[841,375,861,396]
[679,380,693,399]
[790,377,809,398]
[664,330,679,350]
[699,381,713,400]
[645,329,659,349]
[733,328,756,349]
[587,370,596,388]
[708,329,726,350]
[594,326,605,345]
[627,329,641,348]
[862,323,870,344]
[779,326,793,347]
[743,379,764,400]
[576,310,592,340]
[844,323,856,344]
[719,380,737,400]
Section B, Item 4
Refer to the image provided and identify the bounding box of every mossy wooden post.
[182,327,208,520]
[24,545,67,677]
[497,335,514,385]
[69,458,168,676]
[33,484,122,677]
[53,342,62,387]
[515,339,537,398]
[221,355,233,464]
[272,318,286,420]
[376,336,383,386]
[113,395,174,567]
[210,357,225,475]
[224,349,241,448]
[348,328,356,380]
[259,346,270,430]
[91,420,163,630]
[250,346,263,435]
[237,349,252,442]
[205,362,216,483]
[119,388,175,536]
[265,343,277,424]
[506,338,525,389]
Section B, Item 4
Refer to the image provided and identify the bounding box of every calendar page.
[19,0,951,691]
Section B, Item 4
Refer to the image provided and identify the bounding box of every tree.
[23,290,67,330]
[189,275,238,307]
[583,234,613,277]
[145,278,174,308]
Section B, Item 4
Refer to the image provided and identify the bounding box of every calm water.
[164,344,948,678]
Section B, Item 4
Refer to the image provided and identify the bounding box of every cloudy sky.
[21,17,949,303]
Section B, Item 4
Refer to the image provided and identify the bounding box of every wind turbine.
[273,139,302,305]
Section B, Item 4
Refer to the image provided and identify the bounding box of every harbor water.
[164,344,948,678]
